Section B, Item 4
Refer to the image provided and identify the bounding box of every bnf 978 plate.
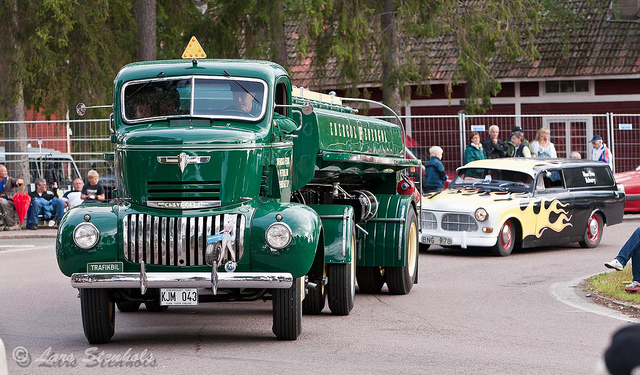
[160,288,198,306]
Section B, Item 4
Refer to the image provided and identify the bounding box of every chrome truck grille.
[123,213,245,266]
[441,213,478,232]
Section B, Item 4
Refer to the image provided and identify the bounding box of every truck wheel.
[272,277,303,340]
[356,266,385,293]
[116,301,141,312]
[303,266,326,315]
[386,207,419,295]
[80,289,115,344]
[579,212,603,248]
[327,233,356,315]
[145,302,168,312]
[491,219,515,256]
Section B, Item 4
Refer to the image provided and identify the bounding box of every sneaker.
[29,223,38,230]
[4,225,20,231]
[605,259,624,271]
[625,281,640,289]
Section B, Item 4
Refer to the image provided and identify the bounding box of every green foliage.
[588,268,640,304]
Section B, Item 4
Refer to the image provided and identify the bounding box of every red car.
[615,167,640,213]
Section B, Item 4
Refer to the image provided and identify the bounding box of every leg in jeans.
[615,227,640,267]
[52,198,65,222]
[29,198,43,226]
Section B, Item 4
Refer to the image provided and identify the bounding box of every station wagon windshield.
[122,76,267,123]
[450,168,534,192]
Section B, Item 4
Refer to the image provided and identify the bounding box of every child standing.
[81,170,106,203]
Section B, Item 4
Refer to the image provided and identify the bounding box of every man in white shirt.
[62,178,84,208]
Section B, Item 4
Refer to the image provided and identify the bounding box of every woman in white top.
[530,127,557,158]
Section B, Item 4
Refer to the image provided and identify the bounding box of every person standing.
[530,127,557,158]
[424,146,447,192]
[464,132,487,165]
[506,125,532,157]
[590,135,613,169]
[511,132,532,157]
[482,125,507,159]
[0,164,24,231]
[27,178,65,230]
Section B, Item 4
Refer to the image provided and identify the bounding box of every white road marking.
[550,275,639,323]
[0,245,49,254]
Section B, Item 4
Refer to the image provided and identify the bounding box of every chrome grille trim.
[421,211,437,230]
[441,213,478,232]
[123,213,245,267]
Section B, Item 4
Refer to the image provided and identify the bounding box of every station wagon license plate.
[160,288,198,306]
[422,235,452,246]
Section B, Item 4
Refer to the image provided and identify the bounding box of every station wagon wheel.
[386,207,419,295]
[491,219,515,257]
[80,289,115,344]
[579,212,603,248]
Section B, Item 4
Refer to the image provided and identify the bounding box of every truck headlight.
[265,222,292,249]
[73,222,99,249]
[474,208,488,222]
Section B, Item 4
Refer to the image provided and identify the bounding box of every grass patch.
[588,267,640,304]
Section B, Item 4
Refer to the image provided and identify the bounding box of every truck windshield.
[122,76,267,123]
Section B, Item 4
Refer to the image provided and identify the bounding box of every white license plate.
[423,236,452,246]
[160,288,198,306]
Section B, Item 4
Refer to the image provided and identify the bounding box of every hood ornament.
[157,152,211,173]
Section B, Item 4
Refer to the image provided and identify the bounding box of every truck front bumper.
[71,271,293,293]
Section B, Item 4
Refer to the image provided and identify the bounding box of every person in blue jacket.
[424,146,447,192]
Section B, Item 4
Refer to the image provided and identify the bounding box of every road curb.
[0,230,58,240]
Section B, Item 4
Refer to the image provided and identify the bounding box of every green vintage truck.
[57,53,421,343]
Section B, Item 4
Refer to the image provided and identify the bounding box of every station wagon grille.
[421,211,437,230]
[123,213,245,266]
[441,213,478,232]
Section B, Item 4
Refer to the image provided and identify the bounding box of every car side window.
[536,170,564,193]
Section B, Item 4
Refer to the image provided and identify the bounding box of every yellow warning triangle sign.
[182,36,207,59]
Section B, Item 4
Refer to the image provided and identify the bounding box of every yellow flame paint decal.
[424,189,573,239]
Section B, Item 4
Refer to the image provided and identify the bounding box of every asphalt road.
[1,218,639,374]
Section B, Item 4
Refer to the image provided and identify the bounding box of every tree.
[295,0,580,115]
[136,0,156,61]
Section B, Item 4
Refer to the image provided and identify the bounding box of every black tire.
[303,273,326,315]
[490,219,516,257]
[144,302,168,312]
[116,301,141,312]
[356,266,385,293]
[579,211,603,248]
[272,277,303,340]
[386,207,419,295]
[327,232,356,315]
[419,243,431,252]
[80,289,115,344]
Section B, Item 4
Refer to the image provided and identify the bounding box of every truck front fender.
[250,200,321,278]
[56,204,120,277]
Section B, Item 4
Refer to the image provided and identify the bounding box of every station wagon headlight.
[475,208,488,222]
[265,222,292,250]
[73,222,99,249]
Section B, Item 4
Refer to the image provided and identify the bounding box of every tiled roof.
[287,0,640,90]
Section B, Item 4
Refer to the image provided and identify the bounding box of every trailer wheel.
[356,266,385,293]
[116,301,141,312]
[80,289,115,344]
[144,302,168,312]
[303,265,326,315]
[327,232,356,315]
[272,277,303,340]
[386,207,419,295]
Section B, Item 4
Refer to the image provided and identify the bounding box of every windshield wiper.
[223,70,261,106]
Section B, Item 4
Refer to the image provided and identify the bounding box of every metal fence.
[1,113,638,186]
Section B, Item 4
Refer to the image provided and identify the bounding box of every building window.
[545,80,589,93]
